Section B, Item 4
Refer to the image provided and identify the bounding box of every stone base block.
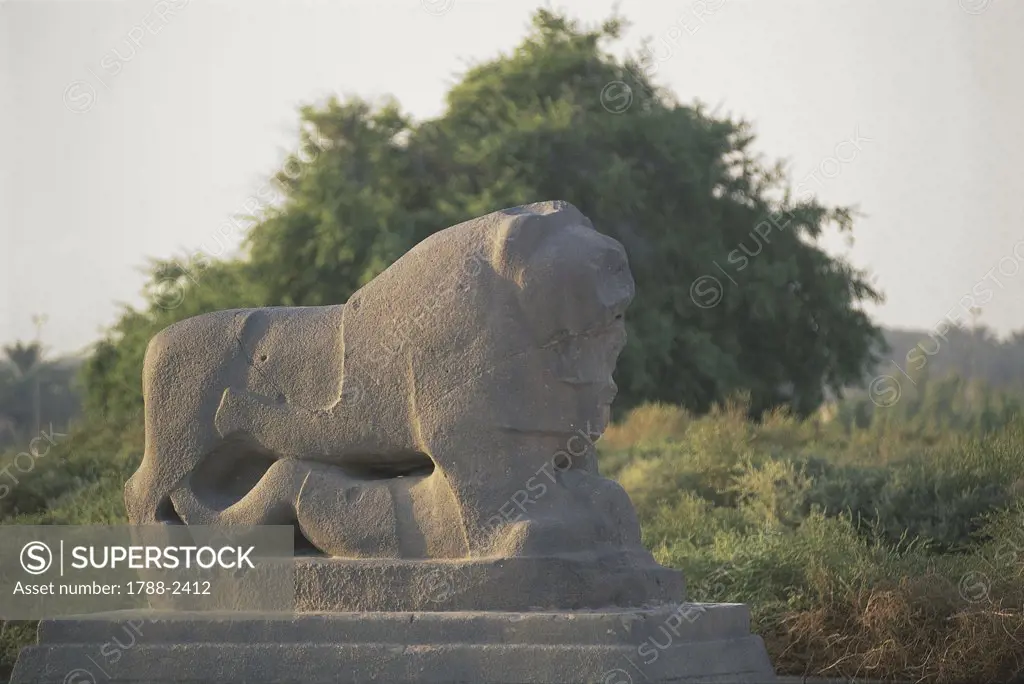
[290,551,685,612]
[137,552,686,613]
[12,604,776,683]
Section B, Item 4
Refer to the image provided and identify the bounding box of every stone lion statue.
[126,200,644,560]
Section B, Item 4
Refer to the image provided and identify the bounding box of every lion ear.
[497,212,550,267]
[494,201,585,280]
[494,213,557,288]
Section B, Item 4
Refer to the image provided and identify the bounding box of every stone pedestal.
[12,604,776,683]
[288,552,685,612]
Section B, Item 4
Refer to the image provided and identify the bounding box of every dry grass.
[765,573,1024,683]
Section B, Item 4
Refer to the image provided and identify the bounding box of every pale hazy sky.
[1,0,1023,355]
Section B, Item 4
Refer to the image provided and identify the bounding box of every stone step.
[11,606,778,683]
[14,638,775,683]
[40,604,752,646]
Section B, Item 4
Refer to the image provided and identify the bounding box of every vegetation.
[0,342,81,453]
[3,8,1024,683]
[601,389,1024,683]
[880,326,1024,395]
[79,9,883,424]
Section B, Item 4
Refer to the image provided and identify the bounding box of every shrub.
[597,395,1024,682]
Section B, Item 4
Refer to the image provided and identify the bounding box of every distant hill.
[874,325,1024,391]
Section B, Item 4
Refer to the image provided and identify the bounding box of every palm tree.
[0,332,84,450]
[3,341,43,377]
[0,340,45,442]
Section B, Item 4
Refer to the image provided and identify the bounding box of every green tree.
[82,9,882,423]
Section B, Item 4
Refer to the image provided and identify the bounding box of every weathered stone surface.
[124,200,642,566]
[11,606,777,683]
[287,552,684,612]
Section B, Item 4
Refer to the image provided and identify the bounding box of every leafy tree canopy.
[82,9,882,424]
